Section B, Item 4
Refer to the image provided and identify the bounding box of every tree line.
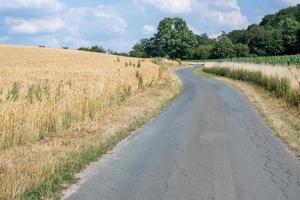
[130,4,300,60]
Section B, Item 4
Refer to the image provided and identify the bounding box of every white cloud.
[280,0,300,6]
[137,0,247,29]
[142,25,156,34]
[63,6,127,36]
[6,17,64,34]
[208,32,222,39]
[188,25,201,35]
[141,0,192,14]
[193,0,247,29]
[0,0,63,12]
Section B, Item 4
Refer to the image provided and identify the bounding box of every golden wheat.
[0,45,160,149]
[204,62,300,90]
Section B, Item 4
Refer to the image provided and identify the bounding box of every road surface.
[64,67,300,200]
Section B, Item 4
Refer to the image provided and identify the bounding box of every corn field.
[224,55,300,67]
[203,62,300,109]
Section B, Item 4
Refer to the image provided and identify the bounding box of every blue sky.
[0,0,299,52]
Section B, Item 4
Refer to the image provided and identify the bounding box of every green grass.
[21,85,182,200]
[189,54,300,68]
[203,67,300,108]
[194,68,215,78]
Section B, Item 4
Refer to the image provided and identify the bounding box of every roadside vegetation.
[195,54,300,67]
[218,55,300,67]
[0,45,182,199]
[203,62,300,109]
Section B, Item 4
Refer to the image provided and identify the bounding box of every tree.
[296,29,300,53]
[234,43,250,57]
[227,30,247,44]
[196,34,216,45]
[279,17,300,54]
[153,17,198,59]
[129,39,151,58]
[90,45,106,53]
[193,45,214,59]
[212,36,235,58]
[78,45,106,53]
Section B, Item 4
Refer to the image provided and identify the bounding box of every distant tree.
[195,34,216,45]
[193,45,214,59]
[296,29,300,53]
[265,28,285,55]
[279,17,300,54]
[90,45,106,53]
[78,45,106,53]
[129,4,300,59]
[129,38,151,58]
[212,36,235,58]
[246,25,285,56]
[260,5,300,27]
[227,30,247,44]
[153,17,198,59]
[62,46,69,49]
[234,43,250,57]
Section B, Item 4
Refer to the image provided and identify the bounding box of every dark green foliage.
[193,45,214,59]
[195,33,217,45]
[130,17,197,59]
[129,39,151,58]
[224,54,300,67]
[227,30,247,44]
[234,43,250,57]
[260,5,300,27]
[279,17,300,54]
[78,45,106,53]
[212,36,235,58]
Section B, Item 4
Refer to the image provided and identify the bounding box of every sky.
[0,0,299,52]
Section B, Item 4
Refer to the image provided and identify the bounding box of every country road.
[64,67,300,200]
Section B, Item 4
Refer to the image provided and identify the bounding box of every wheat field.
[0,45,161,149]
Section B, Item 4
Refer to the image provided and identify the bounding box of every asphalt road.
[64,67,300,200]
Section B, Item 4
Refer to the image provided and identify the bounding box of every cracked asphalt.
[64,67,300,200]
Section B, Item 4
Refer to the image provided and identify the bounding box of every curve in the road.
[64,67,300,200]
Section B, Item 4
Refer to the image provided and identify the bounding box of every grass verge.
[195,68,300,157]
[194,68,215,78]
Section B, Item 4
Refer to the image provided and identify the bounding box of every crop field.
[0,45,181,199]
[198,55,300,67]
[0,45,162,149]
[203,62,300,108]
[225,55,300,67]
